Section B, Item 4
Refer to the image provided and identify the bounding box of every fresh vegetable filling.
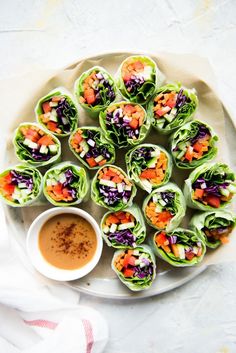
[172,124,211,162]
[45,169,80,202]
[39,95,77,134]
[97,166,133,206]
[114,249,154,278]
[203,225,233,244]
[19,125,58,161]
[153,89,190,128]
[70,129,113,168]
[121,60,152,94]
[192,168,236,208]
[105,103,145,143]
[0,170,34,203]
[79,71,115,106]
[131,146,168,187]
[145,192,175,229]
[103,211,137,247]
[155,231,203,260]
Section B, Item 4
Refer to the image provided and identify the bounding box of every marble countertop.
[0,1,236,352]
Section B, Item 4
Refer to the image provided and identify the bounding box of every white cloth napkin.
[0,206,108,353]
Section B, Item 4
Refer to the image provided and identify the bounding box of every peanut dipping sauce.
[38,214,97,270]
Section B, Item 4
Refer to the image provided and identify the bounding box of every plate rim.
[3,50,235,300]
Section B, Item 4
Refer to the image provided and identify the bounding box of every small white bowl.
[26,207,103,281]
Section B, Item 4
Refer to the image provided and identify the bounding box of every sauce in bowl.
[39,213,97,270]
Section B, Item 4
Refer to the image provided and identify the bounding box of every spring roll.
[35,87,79,137]
[13,122,61,167]
[0,165,42,207]
[149,83,198,134]
[43,162,89,206]
[184,162,236,210]
[171,120,218,169]
[112,245,156,291]
[153,228,206,267]
[69,127,115,169]
[99,101,150,148]
[91,165,136,211]
[143,183,186,232]
[74,66,117,118]
[125,144,172,193]
[190,210,236,249]
[101,204,146,249]
[116,55,163,104]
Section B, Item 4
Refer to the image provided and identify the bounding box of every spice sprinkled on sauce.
[39,214,97,270]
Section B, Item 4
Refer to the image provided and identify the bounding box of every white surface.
[0,1,236,352]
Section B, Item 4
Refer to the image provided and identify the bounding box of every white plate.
[3,51,235,300]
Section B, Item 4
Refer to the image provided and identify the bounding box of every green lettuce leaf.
[148,83,198,134]
[143,182,186,232]
[101,204,146,249]
[68,126,116,169]
[111,244,156,291]
[184,162,236,210]
[0,165,43,207]
[116,55,164,105]
[170,120,218,169]
[190,210,236,249]
[13,122,61,167]
[152,228,206,267]
[43,161,89,206]
[74,66,117,118]
[35,87,79,137]
[125,143,172,192]
[99,101,150,148]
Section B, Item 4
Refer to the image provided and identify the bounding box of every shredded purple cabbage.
[191,124,210,145]
[160,192,175,205]
[125,76,145,94]
[108,229,136,247]
[133,147,152,160]
[89,73,115,106]
[193,177,229,197]
[175,89,188,109]
[133,262,154,279]
[10,170,33,190]
[63,169,74,186]
[99,184,131,206]
[168,235,177,244]
[56,98,73,132]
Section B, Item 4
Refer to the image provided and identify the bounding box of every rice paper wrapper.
[91,164,137,211]
[116,55,165,105]
[148,83,198,134]
[1,51,236,267]
[43,161,89,206]
[125,143,172,193]
[74,66,118,119]
[170,120,218,169]
[143,182,186,232]
[189,210,236,249]
[100,204,146,249]
[0,164,43,207]
[111,244,156,291]
[13,122,61,167]
[99,101,150,148]
[151,228,206,267]
[35,86,79,137]
[184,162,236,211]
